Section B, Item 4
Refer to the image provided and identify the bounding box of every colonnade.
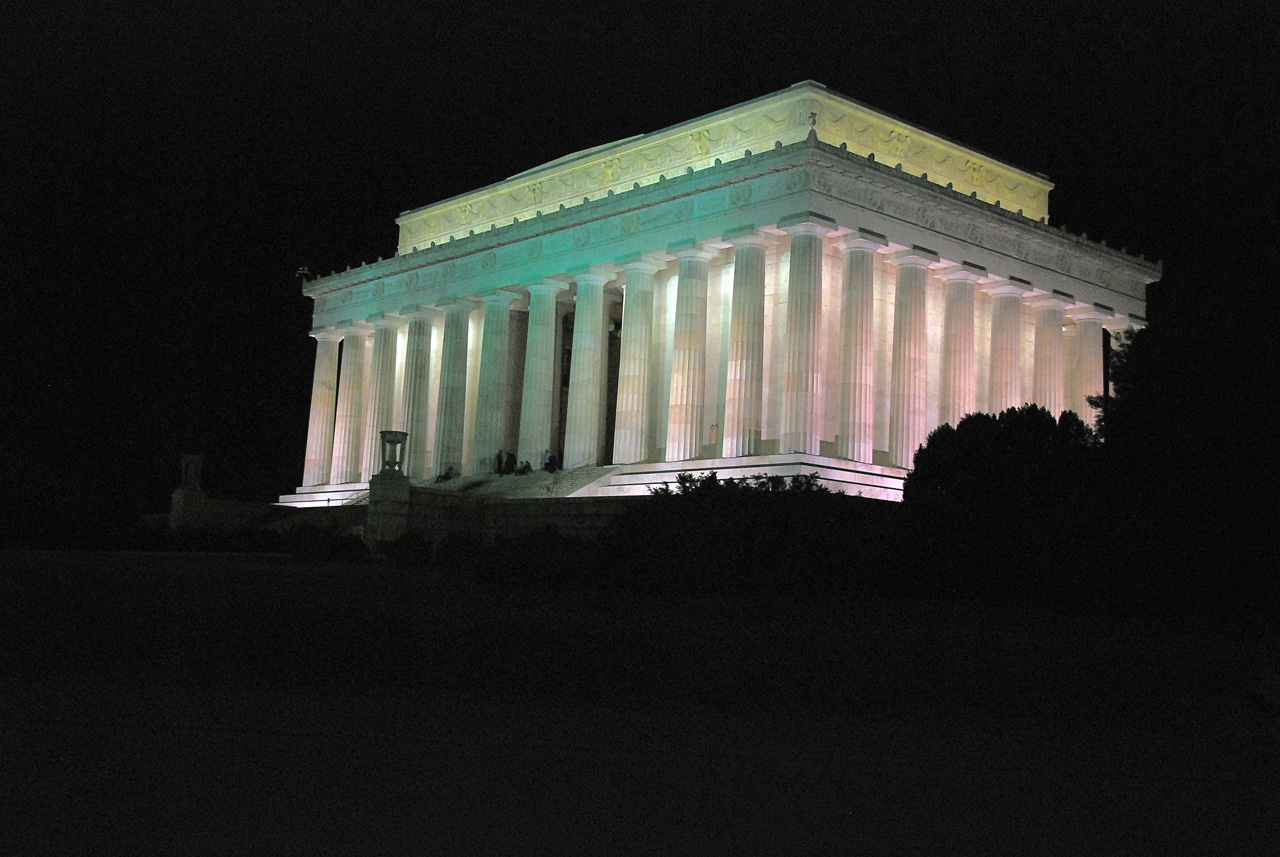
[301,219,1121,488]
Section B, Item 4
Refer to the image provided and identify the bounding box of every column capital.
[436,298,479,316]
[835,228,889,253]
[336,321,374,337]
[777,211,838,236]
[982,275,1032,297]
[1027,290,1075,311]
[310,326,342,342]
[365,312,405,328]
[888,246,941,268]
[668,241,719,262]
[399,303,441,321]
[1104,314,1146,333]
[572,271,614,290]
[722,228,777,249]
[1066,304,1114,323]
[524,278,571,298]
[618,256,666,275]
[938,262,989,283]
[479,289,519,307]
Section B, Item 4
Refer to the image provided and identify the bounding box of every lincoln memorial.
[279,81,1155,507]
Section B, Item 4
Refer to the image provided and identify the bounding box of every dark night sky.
[4,1,1274,536]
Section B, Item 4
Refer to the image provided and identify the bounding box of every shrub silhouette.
[904,405,1098,513]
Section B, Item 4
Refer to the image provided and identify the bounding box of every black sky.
[4,0,1274,537]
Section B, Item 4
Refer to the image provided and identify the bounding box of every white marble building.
[280,81,1155,506]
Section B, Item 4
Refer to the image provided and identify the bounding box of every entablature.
[307,135,1155,328]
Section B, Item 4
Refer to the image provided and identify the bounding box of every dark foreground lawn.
[2,550,1276,855]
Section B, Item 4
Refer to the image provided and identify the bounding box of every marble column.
[1067,306,1111,424]
[330,322,372,484]
[562,272,612,470]
[984,278,1032,414]
[433,301,475,477]
[359,335,377,479]
[723,232,772,458]
[779,216,835,456]
[471,291,517,475]
[887,248,938,468]
[666,245,718,462]
[1031,293,1073,418]
[612,258,663,464]
[302,329,342,486]
[834,230,887,462]
[517,279,569,466]
[400,306,437,480]
[363,315,402,480]
[938,264,986,428]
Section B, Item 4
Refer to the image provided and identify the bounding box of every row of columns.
[302,219,1120,486]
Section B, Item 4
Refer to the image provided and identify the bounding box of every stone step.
[586,455,906,501]
[277,484,370,508]
[553,465,618,497]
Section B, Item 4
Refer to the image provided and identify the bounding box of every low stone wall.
[169,489,280,531]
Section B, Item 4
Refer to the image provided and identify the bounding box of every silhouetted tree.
[1088,328,1175,456]
[904,405,1099,513]
[1082,324,1275,613]
[1087,325,1213,503]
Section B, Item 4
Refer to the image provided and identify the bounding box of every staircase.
[544,465,617,497]
[277,483,370,508]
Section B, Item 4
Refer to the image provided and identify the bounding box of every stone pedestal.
[365,430,412,546]
[169,454,206,530]
[365,470,411,546]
